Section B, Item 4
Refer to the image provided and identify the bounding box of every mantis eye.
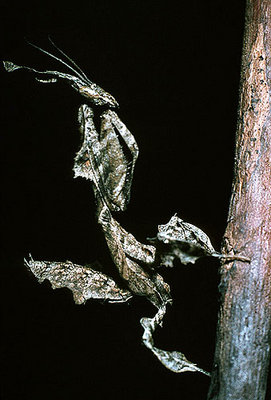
[79,85,119,108]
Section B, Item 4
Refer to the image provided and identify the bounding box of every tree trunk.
[207,1,271,399]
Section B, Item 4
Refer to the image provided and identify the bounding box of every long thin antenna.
[25,39,89,83]
[47,36,90,82]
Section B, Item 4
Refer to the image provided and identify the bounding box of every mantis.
[4,39,250,376]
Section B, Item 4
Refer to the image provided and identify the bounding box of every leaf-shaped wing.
[74,105,138,212]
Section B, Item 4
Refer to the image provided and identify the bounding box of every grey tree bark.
[207,1,271,399]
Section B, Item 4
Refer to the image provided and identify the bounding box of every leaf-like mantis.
[5,40,249,378]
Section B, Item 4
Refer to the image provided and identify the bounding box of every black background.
[1,1,270,399]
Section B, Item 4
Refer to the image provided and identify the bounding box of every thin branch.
[208,1,271,399]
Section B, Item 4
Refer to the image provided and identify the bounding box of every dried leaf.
[150,347,211,375]
[140,308,210,376]
[25,255,132,305]
[151,214,250,266]
[149,214,217,266]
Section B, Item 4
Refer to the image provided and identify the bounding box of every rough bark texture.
[207,1,271,399]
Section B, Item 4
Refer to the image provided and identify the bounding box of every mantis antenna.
[26,38,92,84]
[47,36,90,81]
